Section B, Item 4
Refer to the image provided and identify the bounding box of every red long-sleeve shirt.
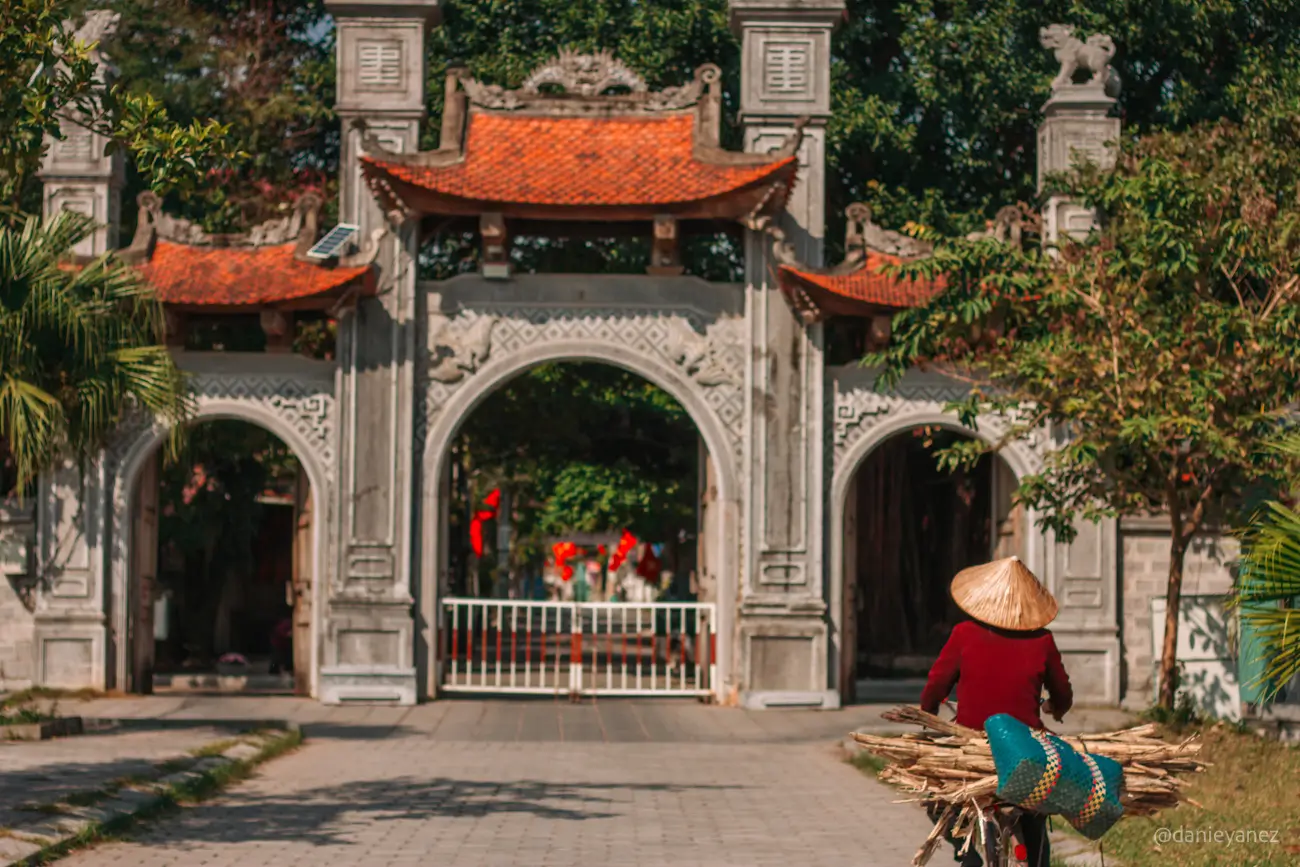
[919,620,1073,731]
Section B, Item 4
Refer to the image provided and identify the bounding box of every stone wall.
[0,507,37,690]
[1119,517,1237,706]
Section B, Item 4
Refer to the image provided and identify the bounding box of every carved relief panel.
[419,289,747,477]
[335,20,427,113]
[737,25,835,118]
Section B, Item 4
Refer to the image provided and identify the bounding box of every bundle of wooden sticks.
[851,706,1206,866]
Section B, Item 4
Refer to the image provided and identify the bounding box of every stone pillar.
[39,11,124,257]
[1036,26,1123,705]
[731,0,843,709]
[1036,27,1120,245]
[320,0,440,705]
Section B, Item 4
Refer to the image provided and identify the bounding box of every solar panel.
[305,223,359,260]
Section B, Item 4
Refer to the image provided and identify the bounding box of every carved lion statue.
[1039,24,1115,89]
[73,10,120,48]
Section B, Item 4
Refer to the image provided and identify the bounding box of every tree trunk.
[1157,528,1191,710]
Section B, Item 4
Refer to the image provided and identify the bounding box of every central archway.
[418,338,742,700]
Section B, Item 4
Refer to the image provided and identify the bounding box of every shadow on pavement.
[121,775,743,847]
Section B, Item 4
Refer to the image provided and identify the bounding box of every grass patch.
[0,705,57,725]
[849,749,888,778]
[1087,723,1300,867]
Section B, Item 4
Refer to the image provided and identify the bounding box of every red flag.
[469,488,501,557]
[608,529,638,570]
[636,544,661,582]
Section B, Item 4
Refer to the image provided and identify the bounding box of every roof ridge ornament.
[124,190,327,258]
[460,52,718,114]
[522,48,647,97]
[842,203,933,259]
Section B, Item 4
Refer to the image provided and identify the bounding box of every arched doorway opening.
[422,352,737,699]
[127,419,316,695]
[840,425,1025,704]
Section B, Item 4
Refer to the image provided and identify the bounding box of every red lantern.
[552,541,579,582]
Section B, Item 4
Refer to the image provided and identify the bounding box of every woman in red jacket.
[920,555,1072,867]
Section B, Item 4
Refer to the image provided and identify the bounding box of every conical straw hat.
[950,555,1059,631]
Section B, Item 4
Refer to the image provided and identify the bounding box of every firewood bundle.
[851,706,1206,867]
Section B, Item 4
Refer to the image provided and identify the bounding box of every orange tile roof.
[778,251,944,313]
[363,111,796,211]
[138,241,372,307]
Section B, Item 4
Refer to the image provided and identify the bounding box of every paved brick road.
[56,700,936,866]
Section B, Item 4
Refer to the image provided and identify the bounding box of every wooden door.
[291,471,313,696]
[131,451,160,694]
[840,471,859,704]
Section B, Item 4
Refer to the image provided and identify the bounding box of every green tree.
[866,104,1300,711]
[454,362,698,584]
[1,0,239,219]
[0,212,189,494]
[103,0,335,232]
[1232,434,1300,703]
[831,1,1300,242]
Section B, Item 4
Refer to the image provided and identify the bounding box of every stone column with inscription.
[25,12,124,693]
[319,0,441,705]
[1036,25,1123,705]
[730,0,843,709]
[39,11,124,257]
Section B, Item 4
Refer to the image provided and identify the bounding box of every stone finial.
[1039,24,1119,96]
[69,10,121,80]
[966,206,1025,247]
[842,203,933,259]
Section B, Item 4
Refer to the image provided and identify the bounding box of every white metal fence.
[439,598,716,697]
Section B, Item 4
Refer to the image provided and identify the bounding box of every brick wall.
[1119,517,1237,705]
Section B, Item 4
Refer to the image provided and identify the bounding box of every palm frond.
[0,376,64,487]
[1235,500,1300,603]
[0,214,191,489]
[1240,608,1300,700]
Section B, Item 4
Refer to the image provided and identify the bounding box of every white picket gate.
[439,598,716,697]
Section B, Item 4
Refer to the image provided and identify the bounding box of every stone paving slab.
[55,735,935,866]
[0,724,238,830]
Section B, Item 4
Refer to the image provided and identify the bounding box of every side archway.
[828,401,1046,702]
[418,338,743,699]
[108,386,335,698]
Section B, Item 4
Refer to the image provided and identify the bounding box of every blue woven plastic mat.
[985,713,1123,840]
